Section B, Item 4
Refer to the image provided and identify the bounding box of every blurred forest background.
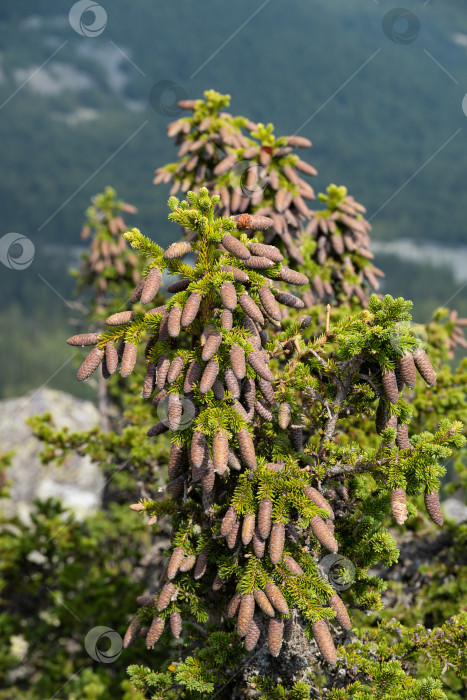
[1,0,467,400]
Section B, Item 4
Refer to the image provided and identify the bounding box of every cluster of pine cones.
[373,347,444,527]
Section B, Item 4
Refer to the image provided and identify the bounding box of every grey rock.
[0,388,103,521]
[441,497,467,524]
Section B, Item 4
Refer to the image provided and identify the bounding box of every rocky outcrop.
[0,388,103,521]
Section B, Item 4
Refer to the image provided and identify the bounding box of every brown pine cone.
[283,555,304,576]
[239,294,265,325]
[179,554,196,572]
[167,546,184,580]
[382,368,399,404]
[245,616,262,651]
[398,351,417,389]
[202,459,215,495]
[264,582,289,615]
[244,256,275,271]
[413,347,436,386]
[275,291,305,309]
[213,430,229,473]
[146,616,165,649]
[167,393,183,431]
[268,618,283,657]
[390,487,408,525]
[183,360,202,393]
[181,292,201,327]
[202,330,222,361]
[310,516,338,552]
[105,311,135,326]
[375,399,388,434]
[220,264,250,283]
[304,485,334,519]
[237,428,257,469]
[258,497,273,539]
[200,360,219,393]
[212,380,226,403]
[329,592,351,630]
[67,332,99,346]
[164,241,192,259]
[191,431,207,468]
[221,309,233,331]
[278,402,291,430]
[242,513,255,545]
[255,399,274,422]
[225,368,241,398]
[290,425,304,452]
[141,267,162,304]
[226,518,240,549]
[169,611,182,639]
[258,377,276,404]
[167,355,185,384]
[237,594,255,638]
[158,309,170,341]
[252,529,266,557]
[168,442,184,480]
[226,592,242,619]
[278,266,309,286]
[253,588,275,617]
[396,423,410,451]
[424,490,443,526]
[230,344,246,379]
[146,421,169,437]
[157,582,177,611]
[250,242,283,262]
[120,342,137,378]
[221,506,237,537]
[242,316,262,348]
[312,620,337,664]
[220,280,237,311]
[242,377,256,411]
[232,213,274,231]
[193,550,208,580]
[130,276,145,302]
[248,351,273,381]
[155,354,170,389]
[212,573,225,591]
[167,278,190,293]
[77,346,104,381]
[168,305,183,338]
[222,233,251,260]
[259,286,281,321]
[269,522,285,565]
[123,617,141,649]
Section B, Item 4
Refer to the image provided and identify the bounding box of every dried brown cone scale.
[123,617,142,649]
[242,513,255,545]
[237,428,257,469]
[230,344,246,379]
[312,620,337,665]
[226,592,242,619]
[213,430,229,473]
[245,616,262,652]
[146,616,165,649]
[310,516,338,553]
[258,497,273,539]
[248,351,273,382]
[382,368,399,404]
[164,240,192,260]
[268,617,284,657]
[264,582,289,615]
[67,332,99,346]
[413,347,437,386]
[239,293,264,325]
[77,346,104,380]
[269,522,285,565]
[200,360,219,393]
[194,550,208,580]
[304,485,334,519]
[237,594,255,637]
[181,292,202,327]
[222,233,250,260]
[141,267,162,304]
[157,582,177,611]
[170,611,182,639]
[398,351,417,389]
[201,330,222,361]
[329,592,351,631]
[168,305,182,338]
[249,242,283,262]
[425,491,443,526]
[221,505,237,537]
[283,555,304,576]
[167,546,184,580]
[259,286,281,321]
[391,487,408,525]
[396,423,410,451]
